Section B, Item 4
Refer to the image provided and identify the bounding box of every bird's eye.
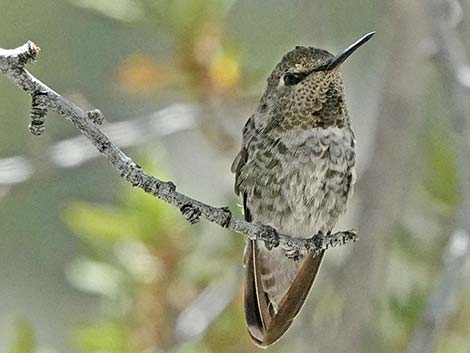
[283,72,306,86]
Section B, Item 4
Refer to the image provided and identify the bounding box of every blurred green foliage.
[60,158,248,352]
[8,319,36,353]
[70,0,242,99]
[72,322,133,353]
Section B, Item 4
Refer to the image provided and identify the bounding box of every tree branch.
[332,1,427,351]
[0,41,357,259]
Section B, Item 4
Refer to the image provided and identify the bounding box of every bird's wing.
[231,116,256,195]
[243,192,273,345]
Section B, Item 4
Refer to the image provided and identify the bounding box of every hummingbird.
[231,32,374,347]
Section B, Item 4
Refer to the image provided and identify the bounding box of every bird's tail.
[244,240,325,347]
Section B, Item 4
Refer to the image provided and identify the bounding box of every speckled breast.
[239,126,356,237]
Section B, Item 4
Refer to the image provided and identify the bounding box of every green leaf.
[423,127,458,206]
[72,322,132,353]
[9,318,36,353]
[388,287,427,329]
[63,202,143,242]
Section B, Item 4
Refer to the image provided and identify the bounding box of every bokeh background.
[1,1,469,352]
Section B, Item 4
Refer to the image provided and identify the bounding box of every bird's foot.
[180,203,201,224]
[219,206,232,228]
[285,248,303,262]
[260,225,280,250]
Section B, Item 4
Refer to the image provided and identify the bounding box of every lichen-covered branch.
[0,41,357,259]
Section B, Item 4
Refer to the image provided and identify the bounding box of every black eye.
[283,72,306,86]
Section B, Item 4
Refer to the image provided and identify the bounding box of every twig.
[408,1,470,352]
[0,41,357,258]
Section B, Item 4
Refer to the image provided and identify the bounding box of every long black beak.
[326,32,375,70]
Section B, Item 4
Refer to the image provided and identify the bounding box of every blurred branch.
[408,1,470,352]
[175,266,241,343]
[333,1,427,352]
[0,41,357,258]
[0,103,199,185]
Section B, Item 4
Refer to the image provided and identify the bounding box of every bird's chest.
[242,127,355,236]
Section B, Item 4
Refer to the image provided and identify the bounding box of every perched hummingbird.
[231,32,374,347]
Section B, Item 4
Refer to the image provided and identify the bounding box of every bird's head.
[259,32,375,131]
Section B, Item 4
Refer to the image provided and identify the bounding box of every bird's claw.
[261,225,280,250]
[285,248,303,262]
[180,203,201,224]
